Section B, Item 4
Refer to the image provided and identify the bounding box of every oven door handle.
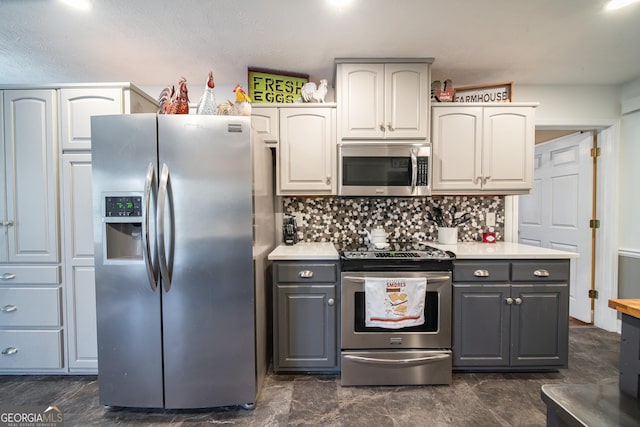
[342,275,451,282]
[343,353,449,367]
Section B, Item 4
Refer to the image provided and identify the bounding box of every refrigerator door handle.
[157,163,172,292]
[143,162,158,291]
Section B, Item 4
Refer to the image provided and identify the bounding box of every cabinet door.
[0,92,5,261]
[278,108,335,194]
[384,63,428,139]
[510,284,568,367]
[432,107,483,191]
[62,153,97,370]
[482,107,534,191]
[453,284,510,367]
[338,63,385,139]
[60,88,123,151]
[251,107,279,145]
[276,284,337,369]
[3,90,59,263]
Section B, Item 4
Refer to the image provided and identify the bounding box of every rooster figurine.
[157,77,190,114]
[217,84,252,116]
[196,71,217,115]
[299,79,328,103]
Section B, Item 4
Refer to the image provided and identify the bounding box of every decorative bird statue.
[196,71,217,115]
[299,79,328,103]
[217,84,252,116]
[157,77,190,114]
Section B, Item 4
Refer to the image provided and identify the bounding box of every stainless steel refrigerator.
[91,114,274,409]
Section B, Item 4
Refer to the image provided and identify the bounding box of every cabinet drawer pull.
[1,273,16,280]
[0,304,17,312]
[379,123,385,132]
[387,123,394,132]
[515,297,523,305]
[298,270,314,278]
[1,220,14,227]
[327,298,335,306]
[1,347,18,356]
[473,269,490,277]
[506,297,514,305]
[533,269,550,277]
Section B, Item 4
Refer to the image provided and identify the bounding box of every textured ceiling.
[0,0,639,96]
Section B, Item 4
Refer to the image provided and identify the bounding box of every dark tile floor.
[0,326,621,426]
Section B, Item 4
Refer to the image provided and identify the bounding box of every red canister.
[482,232,496,243]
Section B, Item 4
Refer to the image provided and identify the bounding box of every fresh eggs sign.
[248,67,309,103]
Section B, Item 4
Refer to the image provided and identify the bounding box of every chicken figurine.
[157,77,190,114]
[196,71,217,115]
[217,84,252,116]
[299,79,328,103]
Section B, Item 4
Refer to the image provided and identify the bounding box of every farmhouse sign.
[454,82,513,103]
[248,67,309,103]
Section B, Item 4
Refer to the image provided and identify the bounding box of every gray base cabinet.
[272,261,339,372]
[453,260,569,370]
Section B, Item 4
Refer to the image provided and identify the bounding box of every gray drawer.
[0,287,62,327]
[0,330,63,370]
[275,263,338,283]
[511,261,570,282]
[454,261,510,282]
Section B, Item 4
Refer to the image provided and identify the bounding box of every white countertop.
[268,242,339,260]
[430,242,579,259]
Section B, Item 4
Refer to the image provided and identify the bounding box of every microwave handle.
[410,148,418,195]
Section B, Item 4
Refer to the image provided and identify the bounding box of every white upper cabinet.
[60,88,124,151]
[251,106,279,145]
[337,60,431,141]
[278,107,336,195]
[1,90,59,263]
[432,104,536,195]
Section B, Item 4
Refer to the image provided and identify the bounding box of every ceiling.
[1,0,639,99]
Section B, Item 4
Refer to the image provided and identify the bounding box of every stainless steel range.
[340,243,455,386]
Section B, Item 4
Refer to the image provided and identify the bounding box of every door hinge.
[590,147,601,158]
[588,289,599,299]
[589,219,600,229]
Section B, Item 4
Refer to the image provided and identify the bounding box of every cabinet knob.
[387,123,394,132]
[515,297,523,305]
[482,176,491,184]
[1,347,18,356]
[0,220,14,227]
[379,123,385,132]
[326,176,331,185]
[473,269,490,277]
[298,270,314,278]
[0,304,17,313]
[506,297,514,305]
[533,269,550,277]
[327,298,335,306]
[474,176,482,184]
[1,273,16,281]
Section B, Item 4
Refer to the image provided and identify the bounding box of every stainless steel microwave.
[338,144,431,196]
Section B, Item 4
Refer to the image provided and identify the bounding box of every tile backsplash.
[282,196,505,245]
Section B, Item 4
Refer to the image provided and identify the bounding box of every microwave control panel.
[417,157,429,186]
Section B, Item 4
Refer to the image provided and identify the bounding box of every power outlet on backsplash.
[486,212,496,227]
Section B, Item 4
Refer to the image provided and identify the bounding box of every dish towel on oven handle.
[364,277,427,329]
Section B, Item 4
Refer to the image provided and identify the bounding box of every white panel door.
[339,63,385,139]
[3,90,59,263]
[0,91,6,261]
[385,63,428,139]
[251,107,279,144]
[62,153,97,370]
[518,132,592,322]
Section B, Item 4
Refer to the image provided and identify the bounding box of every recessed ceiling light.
[60,0,92,11]
[605,0,640,10]
[328,0,352,8]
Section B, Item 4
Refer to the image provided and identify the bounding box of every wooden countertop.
[608,299,640,319]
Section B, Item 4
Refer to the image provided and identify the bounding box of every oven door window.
[342,156,411,186]
[354,291,439,332]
